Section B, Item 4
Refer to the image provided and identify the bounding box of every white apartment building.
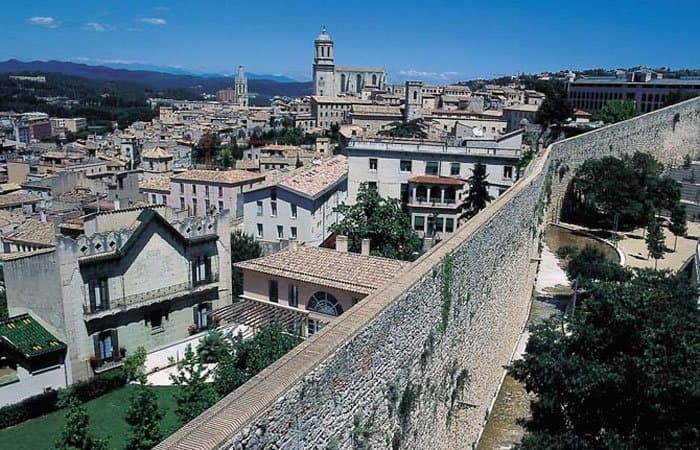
[243,155,348,248]
[346,131,523,239]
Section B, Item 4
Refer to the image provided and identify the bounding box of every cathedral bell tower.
[313,27,335,97]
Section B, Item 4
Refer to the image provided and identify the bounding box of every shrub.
[0,389,59,429]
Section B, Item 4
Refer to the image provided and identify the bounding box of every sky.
[2,0,699,83]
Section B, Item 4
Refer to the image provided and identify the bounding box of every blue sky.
[3,0,699,83]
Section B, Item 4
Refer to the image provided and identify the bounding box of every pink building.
[141,169,265,217]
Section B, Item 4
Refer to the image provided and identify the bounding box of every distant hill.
[0,59,312,98]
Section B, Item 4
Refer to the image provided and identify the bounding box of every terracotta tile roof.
[0,210,25,228]
[0,192,39,208]
[278,155,348,198]
[235,246,408,295]
[408,175,465,186]
[171,169,264,185]
[3,219,56,247]
[142,146,173,159]
[139,175,171,192]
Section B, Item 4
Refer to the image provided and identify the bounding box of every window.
[426,161,439,176]
[218,200,224,212]
[436,217,444,232]
[161,195,167,204]
[205,185,209,197]
[414,215,425,231]
[400,160,412,172]
[179,183,184,194]
[149,309,164,332]
[151,194,156,204]
[94,330,117,361]
[205,199,210,213]
[194,302,210,330]
[291,226,297,239]
[180,197,185,210]
[445,218,455,233]
[503,166,513,179]
[191,198,198,215]
[277,225,284,239]
[290,204,297,219]
[256,201,263,216]
[367,181,377,190]
[192,256,212,285]
[89,278,109,312]
[369,158,378,171]
[256,223,263,238]
[288,284,299,308]
[268,280,279,303]
[307,291,343,316]
[400,183,409,204]
[192,184,196,194]
[450,163,460,176]
[271,201,278,217]
[218,186,223,197]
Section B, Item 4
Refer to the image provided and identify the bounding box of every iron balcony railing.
[83,273,220,318]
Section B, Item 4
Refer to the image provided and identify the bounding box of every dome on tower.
[315,27,332,42]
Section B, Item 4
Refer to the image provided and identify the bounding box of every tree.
[645,217,666,268]
[534,83,572,127]
[169,344,218,424]
[125,379,163,450]
[510,270,700,449]
[122,346,147,382]
[557,244,631,283]
[213,325,301,397]
[459,162,494,220]
[54,397,107,450]
[330,183,422,261]
[379,119,428,139]
[295,154,303,168]
[593,99,639,123]
[196,330,229,363]
[669,204,688,252]
[230,230,262,296]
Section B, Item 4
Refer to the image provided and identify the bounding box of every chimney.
[39,210,46,223]
[336,235,348,253]
[361,238,371,256]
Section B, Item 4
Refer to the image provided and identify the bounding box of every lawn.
[0,385,181,450]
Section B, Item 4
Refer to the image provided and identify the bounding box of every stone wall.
[155,97,700,450]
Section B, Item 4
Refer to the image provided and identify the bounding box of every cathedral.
[312,28,386,97]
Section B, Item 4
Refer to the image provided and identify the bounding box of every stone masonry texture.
[154,98,700,450]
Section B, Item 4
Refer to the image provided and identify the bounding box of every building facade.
[234,65,249,108]
[2,206,232,382]
[243,155,348,248]
[312,28,386,97]
[346,132,522,239]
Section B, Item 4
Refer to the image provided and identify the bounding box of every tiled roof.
[0,210,25,229]
[171,169,264,185]
[278,155,348,198]
[140,175,171,192]
[3,219,56,246]
[235,246,408,295]
[142,146,173,159]
[0,192,39,208]
[409,175,465,186]
[0,314,66,358]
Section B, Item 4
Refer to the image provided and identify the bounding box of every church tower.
[404,80,423,121]
[234,65,248,107]
[313,28,335,97]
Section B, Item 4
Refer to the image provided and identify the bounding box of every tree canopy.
[534,83,573,127]
[330,183,422,261]
[562,152,680,230]
[511,269,700,449]
[459,162,494,220]
[54,397,107,450]
[230,230,262,296]
[556,244,630,283]
[593,99,639,123]
[379,119,428,139]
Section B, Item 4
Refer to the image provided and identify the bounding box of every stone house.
[2,206,232,382]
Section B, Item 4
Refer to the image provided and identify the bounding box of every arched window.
[372,74,377,85]
[356,74,362,93]
[340,74,346,93]
[307,291,344,317]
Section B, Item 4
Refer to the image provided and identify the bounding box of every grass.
[0,385,180,450]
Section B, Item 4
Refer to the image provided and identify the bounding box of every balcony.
[83,274,220,320]
[408,197,460,210]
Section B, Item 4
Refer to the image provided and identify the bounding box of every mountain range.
[0,59,312,98]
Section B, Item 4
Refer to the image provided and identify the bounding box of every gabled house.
[2,206,232,382]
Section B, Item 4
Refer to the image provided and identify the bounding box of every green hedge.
[0,367,127,430]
